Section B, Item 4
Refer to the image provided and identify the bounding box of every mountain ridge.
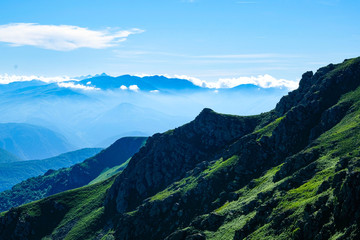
[1,57,360,239]
[0,148,21,163]
[0,137,147,212]
[103,57,360,239]
[0,123,74,160]
[0,148,103,192]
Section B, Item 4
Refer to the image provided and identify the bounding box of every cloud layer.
[0,74,73,84]
[57,82,99,91]
[0,23,143,51]
[0,73,298,91]
[120,85,140,92]
[173,74,299,90]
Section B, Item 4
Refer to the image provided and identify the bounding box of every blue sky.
[0,0,359,85]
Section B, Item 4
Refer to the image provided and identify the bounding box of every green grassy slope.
[107,57,360,240]
[0,137,147,212]
[0,148,103,192]
[89,158,130,185]
[1,58,360,240]
[202,84,360,240]
[0,175,117,240]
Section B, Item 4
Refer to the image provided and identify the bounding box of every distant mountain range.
[0,148,21,163]
[0,80,87,100]
[0,74,289,148]
[1,58,360,239]
[0,123,74,160]
[78,74,202,92]
[0,136,147,212]
[0,148,102,192]
[87,102,188,145]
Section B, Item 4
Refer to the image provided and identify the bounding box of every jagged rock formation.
[99,58,360,240]
[105,108,266,213]
[1,58,360,240]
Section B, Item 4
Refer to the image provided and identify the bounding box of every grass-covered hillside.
[1,58,360,240]
[0,173,117,240]
[0,136,147,213]
[0,148,103,192]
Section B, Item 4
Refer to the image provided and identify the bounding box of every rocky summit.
[1,57,360,240]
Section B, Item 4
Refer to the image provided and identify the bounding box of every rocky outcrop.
[2,58,360,240]
[106,109,263,213]
[276,59,360,116]
[105,58,360,239]
[0,200,67,240]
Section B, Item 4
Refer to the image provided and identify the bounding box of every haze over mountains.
[0,147,102,192]
[0,148,21,163]
[0,0,357,238]
[2,58,360,240]
[0,136,147,212]
[0,74,289,149]
[0,123,74,160]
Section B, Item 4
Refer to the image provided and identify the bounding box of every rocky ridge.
[105,57,360,239]
[1,58,360,239]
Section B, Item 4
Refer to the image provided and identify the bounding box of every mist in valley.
[0,78,288,150]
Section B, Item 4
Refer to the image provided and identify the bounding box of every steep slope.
[1,58,360,240]
[0,137,147,212]
[105,108,271,213]
[0,148,21,163]
[110,57,360,240]
[0,175,116,240]
[0,148,103,192]
[0,123,74,160]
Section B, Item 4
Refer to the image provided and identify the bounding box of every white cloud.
[133,73,153,78]
[0,73,298,91]
[174,74,298,90]
[150,90,159,93]
[129,85,140,92]
[0,23,144,51]
[216,75,299,90]
[173,74,207,87]
[0,74,74,84]
[123,73,299,90]
[57,82,99,91]
[86,81,91,85]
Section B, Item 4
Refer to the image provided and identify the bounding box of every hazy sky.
[0,0,359,83]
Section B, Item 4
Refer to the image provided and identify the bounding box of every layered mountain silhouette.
[0,137,147,212]
[0,148,21,163]
[0,123,74,160]
[2,58,360,239]
[0,74,288,148]
[87,103,188,144]
[78,74,202,92]
[0,148,103,192]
